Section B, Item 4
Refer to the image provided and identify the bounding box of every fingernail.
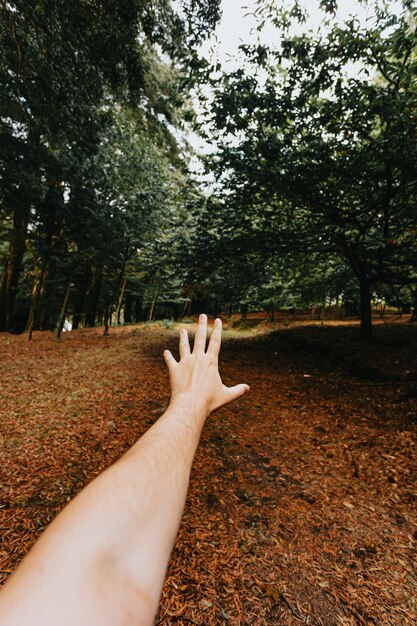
[181,328,187,335]
[214,318,222,328]
[199,313,207,322]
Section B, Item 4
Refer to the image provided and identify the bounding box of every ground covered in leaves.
[1,320,417,625]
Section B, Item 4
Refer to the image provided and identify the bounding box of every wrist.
[167,393,209,424]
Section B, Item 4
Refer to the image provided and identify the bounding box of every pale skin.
[0,314,249,626]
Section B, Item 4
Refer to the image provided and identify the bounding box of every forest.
[1,0,417,624]
[1,0,416,339]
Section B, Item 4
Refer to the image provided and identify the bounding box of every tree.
[0,0,221,332]
[207,0,417,337]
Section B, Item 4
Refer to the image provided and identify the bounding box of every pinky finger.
[163,350,177,370]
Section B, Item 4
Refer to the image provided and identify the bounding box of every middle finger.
[193,313,208,353]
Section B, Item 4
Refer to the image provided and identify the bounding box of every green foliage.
[2,0,416,333]
[204,0,417,334]
[0,0,220,332]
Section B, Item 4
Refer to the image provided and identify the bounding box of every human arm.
[0,314,249,626]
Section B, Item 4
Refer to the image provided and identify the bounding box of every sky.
[189,1,372,150]
[187,0,401,172]
[200,0,374,68]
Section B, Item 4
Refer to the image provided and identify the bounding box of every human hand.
[163,314,250,419]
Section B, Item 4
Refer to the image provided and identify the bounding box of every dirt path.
[1,324,416,625]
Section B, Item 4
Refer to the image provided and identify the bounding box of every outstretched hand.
[0,314,248,626]
[164,314,250,418]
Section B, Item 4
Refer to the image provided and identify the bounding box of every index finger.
[207,317,222,358]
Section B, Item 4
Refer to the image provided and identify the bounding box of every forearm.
[0,400,206,626]
[0,315,249,626]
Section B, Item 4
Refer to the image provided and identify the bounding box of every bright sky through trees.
[1,0,413,339]
[189,0,402,164]
[203,0,375,66]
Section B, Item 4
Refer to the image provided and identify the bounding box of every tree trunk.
[147,280,160,321]
[56,275,72,339]
[85,267,102,327]
[38,257,59,330]
[359,277,373,339]
[181,297,190,318]
[0,206,30,331]
[124,289,133,324]
[103,305,110,336]
[37,191,65,331]
[409,290,417,323]
[27,255,48,340]
[181,287,194,318]
[115,273,128,326]
[72,271,90,330]
[0,259,9,330]
[103,262,127,329]
[378,301,387,320]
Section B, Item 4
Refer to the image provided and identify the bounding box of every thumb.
[224,383,250,404]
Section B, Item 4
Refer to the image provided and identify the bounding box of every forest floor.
[1,319,417,625]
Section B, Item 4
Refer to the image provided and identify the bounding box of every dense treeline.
[1,0,416,338]
[0,0,219,334]
[200,0,417,337]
